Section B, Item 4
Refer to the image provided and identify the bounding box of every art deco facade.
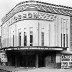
[1,0,72,68]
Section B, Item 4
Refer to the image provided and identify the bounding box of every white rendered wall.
[1,11,70,51]
[57,15,70,51]
[39,20,55,46]
[8,20,38,47]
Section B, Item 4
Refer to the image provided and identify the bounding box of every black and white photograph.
[0,0,72,72]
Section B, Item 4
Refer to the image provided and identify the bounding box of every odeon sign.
[8,11,57,25]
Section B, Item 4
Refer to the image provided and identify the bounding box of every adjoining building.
[1,0,72,68]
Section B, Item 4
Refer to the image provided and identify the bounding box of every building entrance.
[6,50,56,68]
[38,51,56,68]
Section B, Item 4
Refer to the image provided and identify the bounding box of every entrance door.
[45,51,56,68]
[38,54,45,67]
[21,55,36,67]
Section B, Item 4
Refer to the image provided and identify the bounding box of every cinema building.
[1,0,72,68]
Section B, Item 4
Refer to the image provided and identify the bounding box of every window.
[51,55,55,63]
[63,34,65,47]
[0,36,1,42]
[13,31,14,47]
[61,33,62,47]
[24,32,27,46]
[30,31,33,46]
[41,32,44,46]
[13,35,14,46]
[66,34,68,47]
[61,33,68,47]
[19,32,21,46]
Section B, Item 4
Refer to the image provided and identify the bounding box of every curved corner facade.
[1,1,72,68]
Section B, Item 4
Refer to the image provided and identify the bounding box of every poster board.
[0,52,7,62]
[61,55,72,69]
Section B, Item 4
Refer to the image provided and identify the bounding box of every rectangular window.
[0,36,1,42]
[24,32,27,46]
[63,34,65,47]
[61,33,62,47]
[66,34,68,47]
[19,32,21,46]
[13,35,14,46]
[51,55,55,63]
[30,31,33,46]
[41,32,44,46]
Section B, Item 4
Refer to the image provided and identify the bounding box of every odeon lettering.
[13,12,39,21]
[8,12,57,26]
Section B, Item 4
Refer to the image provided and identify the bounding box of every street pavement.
[0,66,72,72]
[17,68,72,72]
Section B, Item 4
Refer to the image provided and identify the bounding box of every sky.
[0,0,72,35]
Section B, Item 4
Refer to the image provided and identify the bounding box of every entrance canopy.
[61,50,72,54]
[0,46,67,51]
